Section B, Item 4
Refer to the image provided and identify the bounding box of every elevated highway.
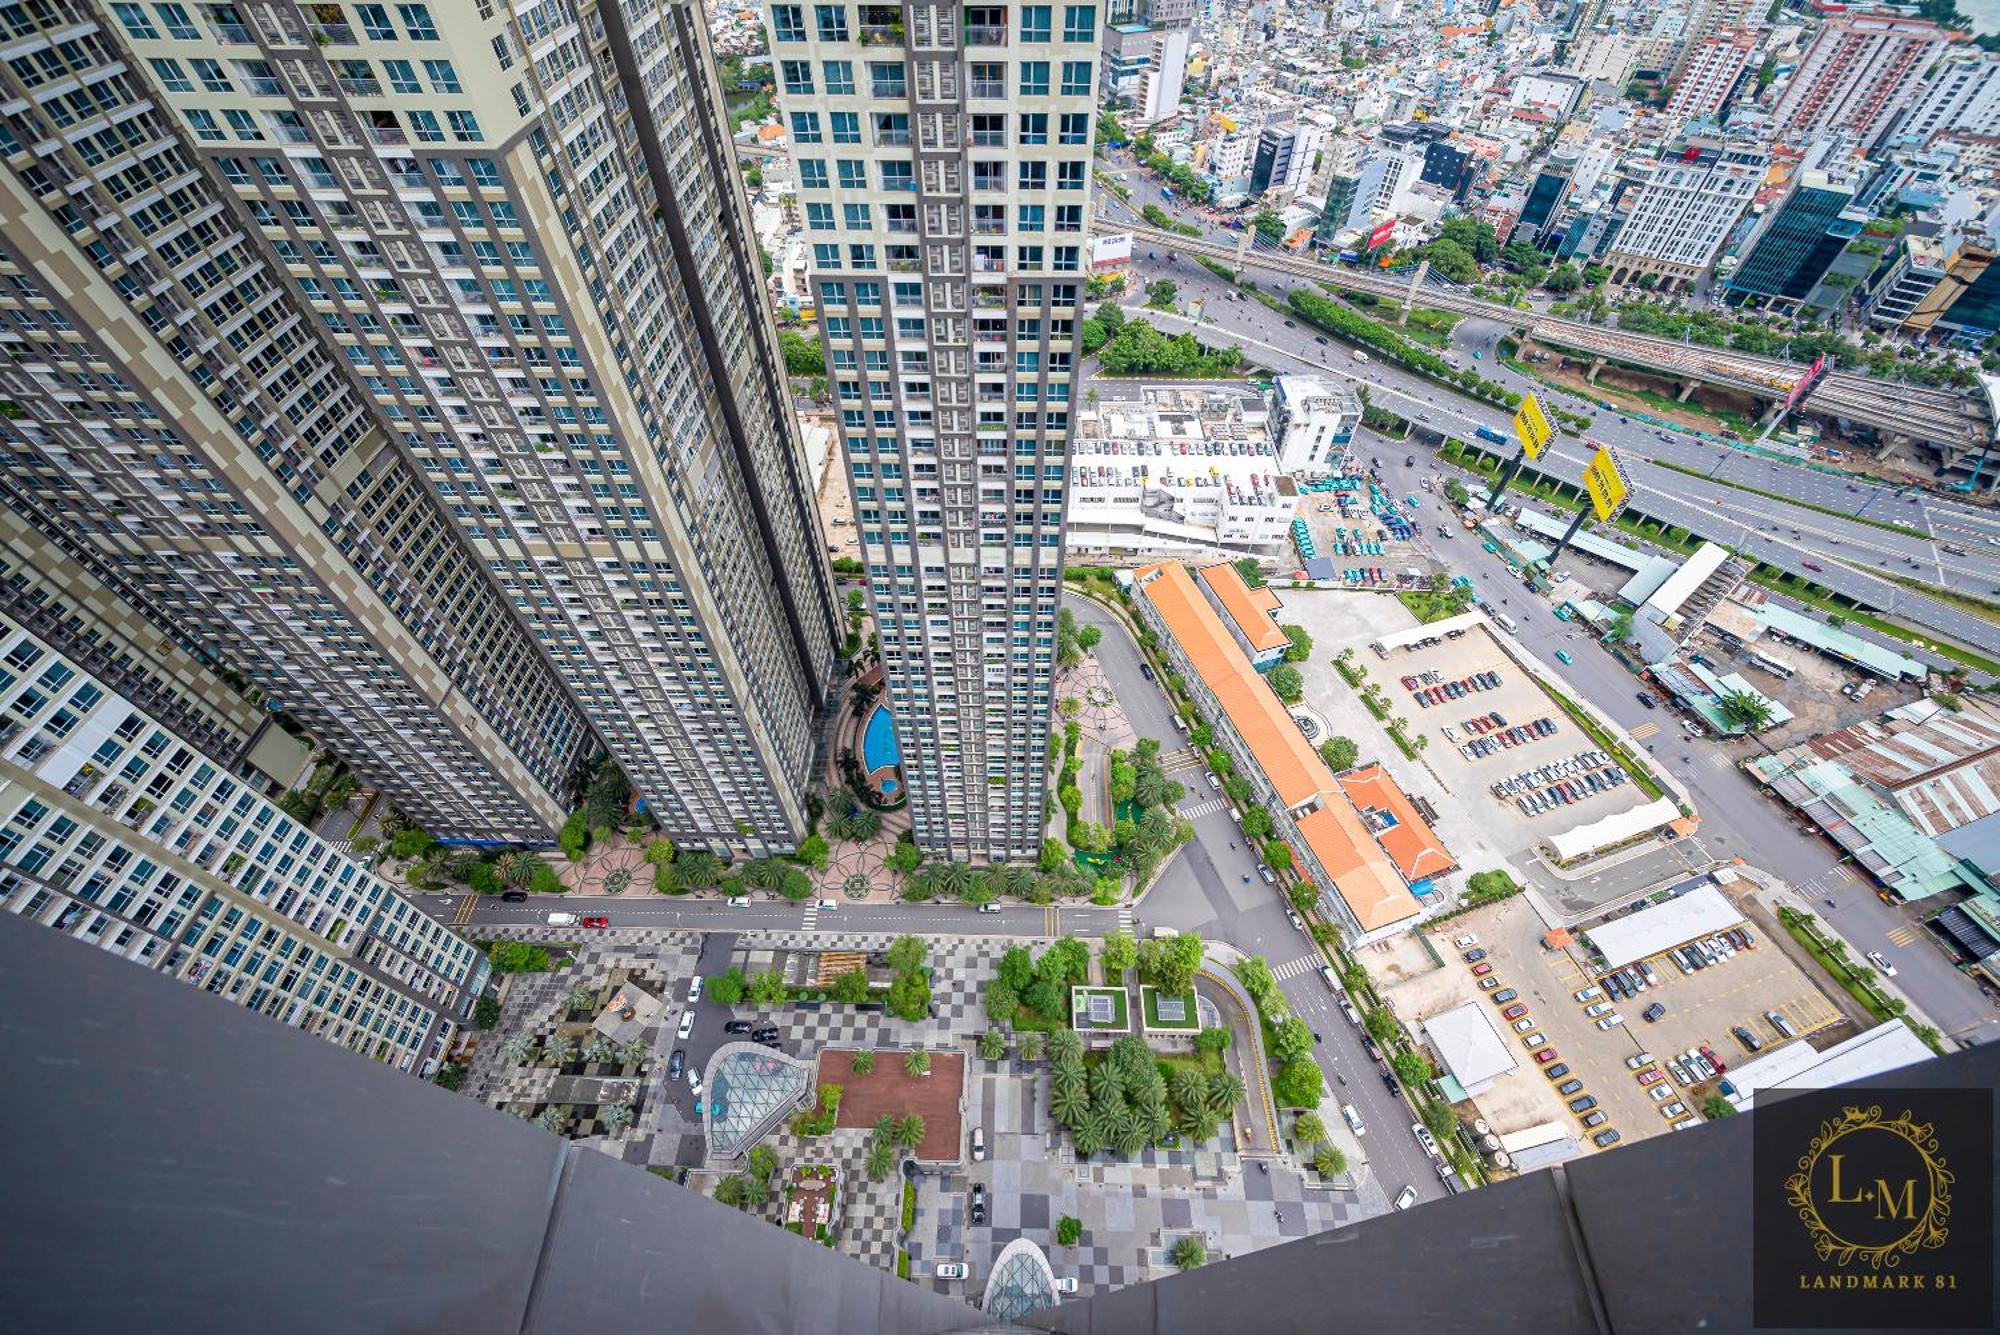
[1101,221,1993,452]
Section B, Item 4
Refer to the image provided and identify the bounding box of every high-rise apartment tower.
[764,1,1098,861]
[0,0,841,856]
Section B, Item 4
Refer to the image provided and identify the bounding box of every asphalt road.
[434,894,1128,939]
[1097,171,2000,662]
[1066,594,1448,1205]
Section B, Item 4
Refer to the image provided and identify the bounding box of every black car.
[1635,692,1657,710]
[1642,1002,1666,1023]
[1732,1025,1763,1053]
[501,890,529,902]
[970,1182,988,1225]
[1314,334,1329,346]
[1568,1095,1598,1114]
[1592,1129,1622,1148]
[668,1049,686,1079]
[1361,1035,1382,1062]
[752,1027,781,1043]
[1139,662,1156,682]
[724,1020,753,1035]
[1381,1070,1400,1096]
[1463,948,1487,963]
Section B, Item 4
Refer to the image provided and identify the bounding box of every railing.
[210,21,255,43]
[970,81,1005,99]
[970,132,1005,147]
[882,177,917,191]
[875,130,912,145]
[310,21,357,44]
[966,24,1007,44]
[859,24,904,45]
[245,77,282,95]
[870,81,907,98]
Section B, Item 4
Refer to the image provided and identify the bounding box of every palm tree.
[534,1105,570,1136]
[896,1114,926,1148]
[1206,1073,1245,1118]
[1071,1107,1107,1157]
[865,1141,895,1181]
[1049,1028,1084,1065]
[1018,1033,1043,1063]
[496,851,533,887]
[850,1049,876,1076]
[501,1034,537,1066]
[673,850,724,889]
[1170,1069,1207,1116]
[567,983,596,1014]
[743,857,789,891]
[544,1032,578,1068]
[616,1039,650,1069]
[1314,1144,1348,1177]
[904,1048,931,1077]
[582,1033,616,1065]
[933,860,973,899]
[1051,1079,1091,1125]
[989,865,1035,900]
[600,1101,634,1134]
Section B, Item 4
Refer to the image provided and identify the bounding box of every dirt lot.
[1386,626,1649,841]
[1689,629,1920,748]
[821,1048,965,1162]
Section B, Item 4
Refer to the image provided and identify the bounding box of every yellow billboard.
[1512,393,1552,460]
[1583,446,1630,523]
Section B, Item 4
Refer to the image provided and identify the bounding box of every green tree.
[1241,806,1273,840]
[887,936,928,975]
[1364,1007,1399,1045]
[1716,689,1775,732]
[1252,209,1286,244]
[1393,1051,1431,1086]
[1264,839,1294,872]
[1269,1016,1314,1064]
[779,328,827,376]
[1272,1058,1324,1107]
[1171,1236,1207,1270]
[1281,624,1313,662]
[1313,1144,1348,1177]
[895,1113,926,1148]
[978,1029,1008,1062]
[904,1048,932,1078]
[1545,263,1583,293]
[1266,664,1304,703]
[706,966,746,1006]
[1019,1032,1044,1063]
[1288,882,1318,916]
[1422,237,1480,283]
[474,993,502,1030]
[851,1049,876,1076]
[888,968,931,1021]
[1145,278,1178,309]
[1233,953,1276,1004]
[865,1141,895,1181]
[1233,557,1266,589]
[1057,1215,1083,1246]
[748,1143,779,1181]
[1294,1112,1328,1145]
[1101,928,1138,978]
[830,968,872,1004]
[1318,736,1359,771]
[1702,1095,1737,1120]
[748,970,789,1006]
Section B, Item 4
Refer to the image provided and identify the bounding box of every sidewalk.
[1197,942,1284,1159]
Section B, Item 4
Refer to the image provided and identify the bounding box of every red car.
[1502,1003,1528,1021]
[581,916,609,929]
[1471,961,1494,977]
[1637,1069,1664,1086]
[1533,1047,1559,1064]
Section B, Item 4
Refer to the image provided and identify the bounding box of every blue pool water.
[863,704,901,794]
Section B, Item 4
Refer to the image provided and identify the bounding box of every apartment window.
[149,57,191,91]
[813,243,842,268]
[1058,111,1087,144]
[1017,203,1044,231]
[823,59,854,93]
[814,3,848,40]
[790,111,822,143]
[854,280,881,304]
[397,3,439,40]
[1021,4,1050,40]
[1017,160,1045,189]
[191,56,231,91]
[1060,59,1090,95]
[848,243,876,268]
[773,4,806,40]
[971,61,1005,98]
[1017,60,1045,96]
[224,108,261,139]
[1018,112,1046,145]
[468,157,500,186]
[832,111,861,143]
[806,202,836,230]
[423,59,461,93]
[843,202,872,229]
[1055,202,1082,232]
[1062,4,1094,40]
[869,61,905,96]
[448,111,482,142]
[871,111,908,144]
[799,158,828,188]
[837,158,866,188]
[973,161,1005,191]
[881,161,914,191]
[382,58,420,92]
[1057,160,1083,190]
[781,59,813,94]
[111,4,158,39]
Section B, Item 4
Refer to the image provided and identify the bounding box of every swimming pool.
[862,704,901,795]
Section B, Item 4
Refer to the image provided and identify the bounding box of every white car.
[935,1263,968,1281]
[1866,950,1898,977]
[1054,1276,1079,1294]
[726,896,750,908]
[971,1126,986,1162]
[1453,934,1479,949]
[1519,1031,1547,1049]
[1411,1123,1440,1158]
[1573,986,1603,1003]
[977,903,1002,914]
[815,899,838,910]
[677,1010,696,1040]
[688,975,704,1003]
[1596,1014,1625,1030]
[687,1070,703,1097]
[545,912,579,926]
[1649,1084,1673,1103]
[1342,1103,1367,1136]
[1660,1101,1687,1119]
[1584,1001,1615,1018]
[1512,1017,1537,1034]
[1394,1185,1419,1210]
[1205,771,1221,790]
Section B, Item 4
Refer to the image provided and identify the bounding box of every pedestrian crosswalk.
[1180,797,1228,820]
[801,904,821,932]
[1160,748,1203,774]
[1629,722,1661,741]
[1887,925,1919,947]
[1272,953,1325,983]
[1116,905,1135,932]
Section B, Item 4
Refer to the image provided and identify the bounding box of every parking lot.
[1297,471,1431,587]
[1426,888,1844,1154]
[1381,625,1650,844]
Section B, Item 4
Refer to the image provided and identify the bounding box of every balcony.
[965,24,1007,44]
[870,80,907,98]
[858,23,904,46]
[875,129,912,146]
[969,80,1005,100]
[209,21,255,43]
[309,21,357,45]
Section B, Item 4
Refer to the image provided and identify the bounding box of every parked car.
[1503,1003,1528,1020]
[1592,1128,1622,1148]
[1584,1001,1615,1018]
[1471,962,1494,977]
[1519,1031,1547,1048]
[1544,1063,1571,1080]
[724,1020,753,1034]
[1573,986,1603,1003]
[500,890,529,902]
[676,1011,696,1040]
[1394,1185,1420,1210]
[1581,1110,1608,1129]
[1533,1048,1559,1065]
[935,1263,969,1281]
[1637,1069,1664,1087]
[1596,1014,1625,1029]
[1479,976,1502,991]
[1055,1276,1079,1294]
[1732,1025,1764,1053]
[1412,1123,1440,1157]
[688,976,705,1003]
[1660,1102,1687,1120]
[581,916,608,929]
[1568,1095,1599,1115]
[1512,1017,1538,1034]
[1635,692,1657,710]
[970,1183,988,1225]
[1556,1078,1585,1096]
[752,1026,780,1043]
[972,1127,986,1162]
[1642,1002,1666,1023]
[1453,934,1479,949]
[1463,948,1488,963]
[1490,988,1518,1004]
[668,1050,686,1079]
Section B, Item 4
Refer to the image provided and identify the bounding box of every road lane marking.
[1272,953,1324,982]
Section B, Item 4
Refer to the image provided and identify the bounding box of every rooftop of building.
[1336,762,1458,885]
[1196,561,1288,654]
[1134,562,1419,933]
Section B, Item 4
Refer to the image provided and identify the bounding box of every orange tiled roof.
[1197,562,1289,654]
[1135,562,1421,933]
[1337,763,1458,884]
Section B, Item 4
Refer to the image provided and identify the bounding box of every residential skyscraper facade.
[0,608,487,1074]
[1605,135,1767,292]
[765,1,1098,862]
[1724,167,1865,311]
[1664,29,1758,128]
[0,1,841,857]
[1895,50,2000,148]
[1773,13,1949,148]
